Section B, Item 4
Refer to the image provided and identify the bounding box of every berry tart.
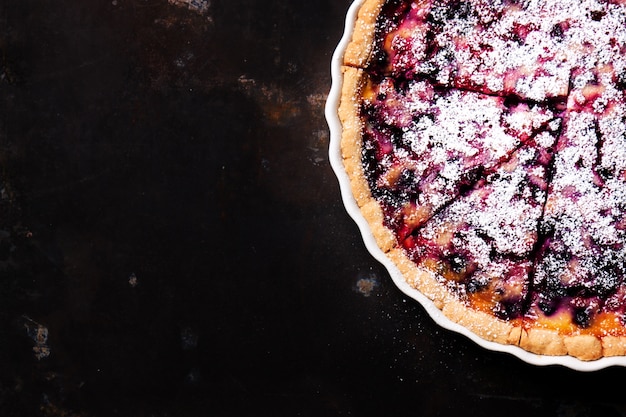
[330,0,626,363]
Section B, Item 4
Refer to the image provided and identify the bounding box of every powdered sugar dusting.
[386,0,626,102]
[359,0,626,329]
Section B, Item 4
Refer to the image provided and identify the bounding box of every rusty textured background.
[1,0,625,416]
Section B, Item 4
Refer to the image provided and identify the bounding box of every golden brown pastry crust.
[342,0,385,68]
[339,66,397,253]
[336,0,626,361]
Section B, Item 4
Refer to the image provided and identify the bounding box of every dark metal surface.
[1,0,626,416]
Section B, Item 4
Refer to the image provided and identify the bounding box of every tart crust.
[339,66,397,252]
[337,0,626,360]
[342,0,386,68]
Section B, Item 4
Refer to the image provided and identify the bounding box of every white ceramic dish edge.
[325,0,626,372]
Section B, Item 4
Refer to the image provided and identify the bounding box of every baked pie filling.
[338,0,626,360]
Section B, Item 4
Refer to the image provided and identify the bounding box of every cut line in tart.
[332,0,626,362]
